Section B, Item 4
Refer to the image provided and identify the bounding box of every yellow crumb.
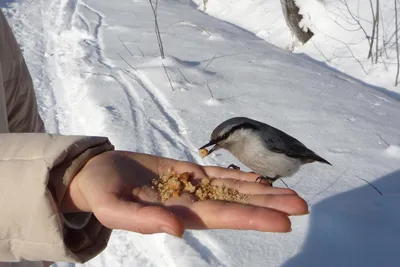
[199,148,209,158]
[149,169,249,204]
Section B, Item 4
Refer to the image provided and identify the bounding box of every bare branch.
[375,0,380,63]
[343,41,369,74]
[117,52,138,71]
[339,0,371,43]
[148,0,165,59]
[137,46,145,57]
[203,54,217,71]
[309,169,348,204]
[206,82,214,99]
[367,0,376,59]
[376,133,390,146]
[280,179,289,189]
[380,4,389,59]
[355,175,383,196]
[312,41,331,62]
[118,36,134,57]
[177,68,191,85]
[162,61,174,91]
[329,16,363,32]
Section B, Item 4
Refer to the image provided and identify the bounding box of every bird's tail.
[305,153,332,166]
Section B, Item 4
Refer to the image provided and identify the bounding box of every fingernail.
[160,226,180,237]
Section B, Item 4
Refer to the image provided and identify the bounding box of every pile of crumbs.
[151,168,249,204]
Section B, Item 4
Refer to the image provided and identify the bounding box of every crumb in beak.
[199,148,209,158]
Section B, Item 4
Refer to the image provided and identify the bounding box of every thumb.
[93,197,184,238]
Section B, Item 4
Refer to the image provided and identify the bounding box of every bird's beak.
[199,140,220,155]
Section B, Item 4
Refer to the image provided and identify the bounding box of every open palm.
[61,151,308,237]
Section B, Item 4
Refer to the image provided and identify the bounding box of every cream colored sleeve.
[0,133,114,263]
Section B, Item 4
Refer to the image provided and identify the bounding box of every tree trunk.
[280,0,313,44]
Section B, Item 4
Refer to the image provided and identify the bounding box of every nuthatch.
[199,117,331,185]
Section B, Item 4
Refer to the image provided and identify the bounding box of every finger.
[210,178,298,195]
[93,197,184,237]
[245,194,309,215]
[166,200,292,233]
[163,188,308,216]
[203,166,261,183]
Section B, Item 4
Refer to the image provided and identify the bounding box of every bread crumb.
[199,148,209,158]
[150,169,248,204]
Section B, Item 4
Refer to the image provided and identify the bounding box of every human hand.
[60,151,308,237]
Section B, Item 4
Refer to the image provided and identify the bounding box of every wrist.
[59,159,94,213]
[60,176,91,213]
[59,150,115,213]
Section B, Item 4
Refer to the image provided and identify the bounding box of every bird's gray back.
[213,117,314,159]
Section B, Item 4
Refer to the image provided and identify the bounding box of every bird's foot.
[227,164,240,170]
[255,175,280,186]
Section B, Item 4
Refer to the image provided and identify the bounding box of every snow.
[192,0,400,93]
[2,0,400,266]
[385,145,400,158]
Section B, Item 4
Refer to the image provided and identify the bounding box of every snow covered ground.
[193,0,400,93]
[2,0,400,266]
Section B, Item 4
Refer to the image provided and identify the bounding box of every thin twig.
[312,41,330,62]
[206,82,214,99]
[137,46,145,57]
[117,52,138,71]
[162,61,174,91]
[375,0,380,64]
[118,36,133,57]
[379,55,389,71]
[339,0,371,46]
[380,5,389,59]
[368,0,376,59]
[206,83,216,99]
[203,54,217,71]
[177,68,191,84]
[376,133,390,146]
[344,43,369,74]
[280,179,289,189]
[122,69,139,82]
[355,175,383,195]
[149,0,165,59]
[309,169,348,204]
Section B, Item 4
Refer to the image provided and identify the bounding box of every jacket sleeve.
[0,133,115,263]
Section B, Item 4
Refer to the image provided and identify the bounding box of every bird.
[199,117,332,186]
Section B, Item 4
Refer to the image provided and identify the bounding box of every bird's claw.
[255,176,279,186]
[227,164,240,170]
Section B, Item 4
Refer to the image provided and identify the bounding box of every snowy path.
[5,0,203,160]
[4,0,221,266]
[3,0,400,266]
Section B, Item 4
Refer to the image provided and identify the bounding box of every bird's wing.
[261,127,331,164]
[260,126,314,158]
